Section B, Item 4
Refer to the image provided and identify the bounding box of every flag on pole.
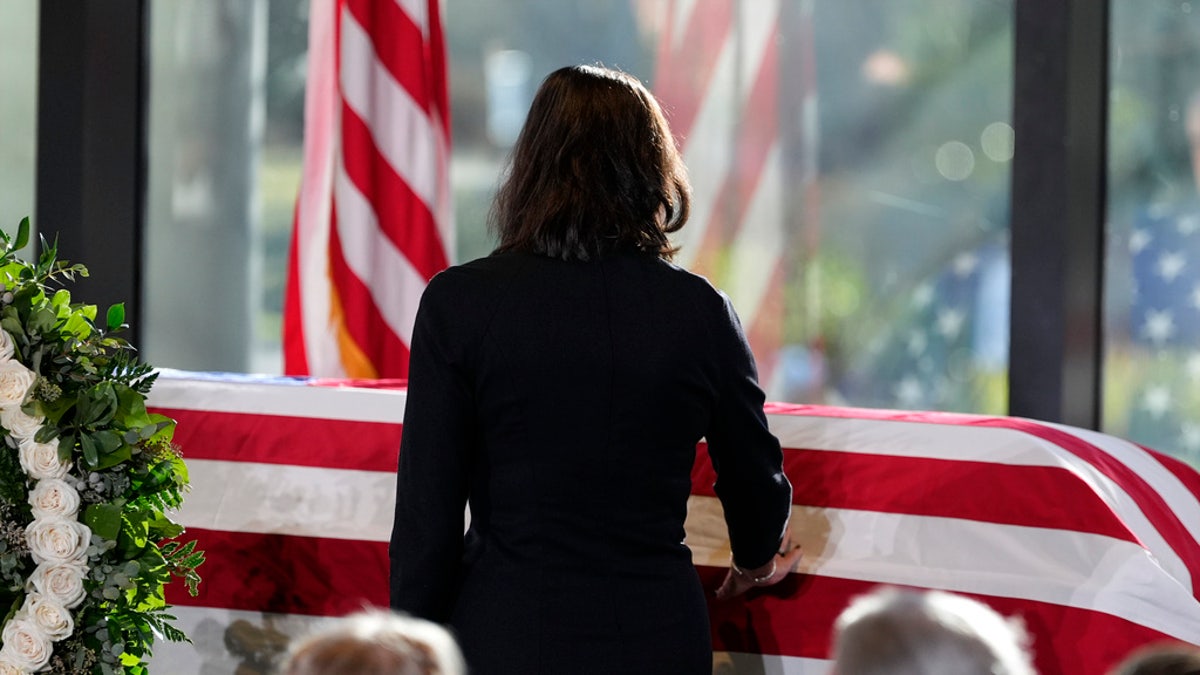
[283,0,453,379]
[648,0,796,397]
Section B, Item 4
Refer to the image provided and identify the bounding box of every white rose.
[25,518,91,565]
[0,330,14,362]
[0,616,52,671]
[28,479,80,520]
[0,656,24,675]
[0,359,33,409]
[0,406,43,441]
[25,593,73,641]
[18,438,68,481]
[28,560,88,609]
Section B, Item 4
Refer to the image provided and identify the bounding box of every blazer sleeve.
[390,274,476,621]
[705,292,793,570]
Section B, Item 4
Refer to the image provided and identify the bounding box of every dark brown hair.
[489,64,691,261]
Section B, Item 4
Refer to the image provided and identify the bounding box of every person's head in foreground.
[279,609,464,675]
[831,586,1036,675]
[1110,642,1200,675]
[490,63,691,262]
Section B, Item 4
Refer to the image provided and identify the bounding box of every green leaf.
[145,516,184,540]
[29,306,56,334]
[84,502,123,540]
[0,315,23,339]
[13,217,29,252]
[169,455,189,485]
[106,303,125,332]
[129,458,176,497]
[3,590,24,626]
[115,385,152,428]
[57,433,75,462]
[79,432,98,467]
[34,423,58,444]
[146,414,176,443]
[163,539,196,561]
[84,383,119,426]
[91,433,130,470]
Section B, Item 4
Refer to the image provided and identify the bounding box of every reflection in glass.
[1106,1,1200,467]
[140,0,1014,410]
[446,0,1013,413]
[144,0,307,374]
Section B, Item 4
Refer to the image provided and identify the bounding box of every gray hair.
[280,610,465,675]
[1110,642,1200,675]
[832,587,1036,675]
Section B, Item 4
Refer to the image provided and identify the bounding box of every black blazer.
[390,251,792,674]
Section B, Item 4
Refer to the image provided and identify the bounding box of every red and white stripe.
[283,0,452,379]
[649,0,794,394]
[146,373,1200,675]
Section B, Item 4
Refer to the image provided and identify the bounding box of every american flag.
[282,0,452,379]
[849,235,1010,413]
[647,0,808,397]
[145,372,1200,674]
[1125,200,1200,467]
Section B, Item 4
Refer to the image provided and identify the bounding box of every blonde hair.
[280,610,465,675]
[833,587,1036,675]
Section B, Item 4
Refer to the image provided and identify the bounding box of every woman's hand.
[715,534,804,600]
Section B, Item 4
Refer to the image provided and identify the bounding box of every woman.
[389,64,800,674]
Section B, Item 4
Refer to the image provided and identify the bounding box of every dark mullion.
[1008,0,1109,428]
[35,1,146,343]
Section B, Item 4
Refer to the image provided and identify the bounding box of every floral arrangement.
[0,219,203,674]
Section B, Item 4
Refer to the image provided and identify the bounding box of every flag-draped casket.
[145,371,1200,674]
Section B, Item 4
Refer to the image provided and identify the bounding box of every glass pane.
[0,0,38,240]
[446,0,1013,412]
[1105,1,1200,467]
[143,0,306,373]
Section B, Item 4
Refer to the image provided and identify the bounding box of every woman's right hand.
[714,534,804,600]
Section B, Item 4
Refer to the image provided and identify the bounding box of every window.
[0,0,38,241]
[143,0,306,373]
[1105,0,1200,466]
[139,0,1015,416]
[446,0,1014,411]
